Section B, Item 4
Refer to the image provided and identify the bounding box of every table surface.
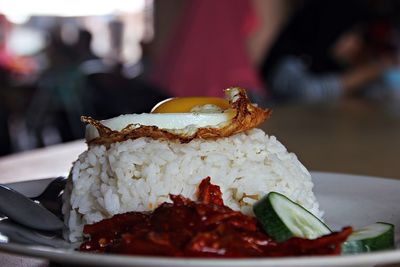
[263,100,400,180]
[1,100,400,266]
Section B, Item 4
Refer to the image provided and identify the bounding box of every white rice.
[62,128,322,242]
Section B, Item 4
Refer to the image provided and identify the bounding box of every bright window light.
[0,0,145,23]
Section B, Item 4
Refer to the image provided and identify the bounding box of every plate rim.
[1,241,400,267]
[1,171,400,267]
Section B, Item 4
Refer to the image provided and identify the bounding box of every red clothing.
[150,0,264,98]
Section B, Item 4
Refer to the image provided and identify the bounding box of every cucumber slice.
[342,222,395,254]
[253,192,331,242]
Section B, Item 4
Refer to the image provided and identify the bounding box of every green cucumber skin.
[253,192,331,242]
[342,223,395,255]
[253,194,295,242]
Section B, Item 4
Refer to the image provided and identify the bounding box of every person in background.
[75,29,99,63]
[0,15,16,155]
[148,0,266,104]
[260,0,398,103]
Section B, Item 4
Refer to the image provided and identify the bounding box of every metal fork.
[31,176,67,218]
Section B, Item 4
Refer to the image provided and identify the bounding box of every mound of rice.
[63,128,321,242]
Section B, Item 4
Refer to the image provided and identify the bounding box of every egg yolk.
[151,97,230,113]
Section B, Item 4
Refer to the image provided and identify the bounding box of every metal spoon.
[0,178,66,231]
[0,219,70,248]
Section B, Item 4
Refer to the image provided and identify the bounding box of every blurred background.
[1,0,400,156]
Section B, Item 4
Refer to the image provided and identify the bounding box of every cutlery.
[31,177,66,217]
[0,178,66,231]
[0,219,70,248]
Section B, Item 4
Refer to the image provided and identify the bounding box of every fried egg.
[83,87,271,145]
[151,97,230,113]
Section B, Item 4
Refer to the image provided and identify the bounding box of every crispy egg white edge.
[85,113,233,141]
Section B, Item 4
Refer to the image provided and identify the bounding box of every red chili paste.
[80,177,351,257]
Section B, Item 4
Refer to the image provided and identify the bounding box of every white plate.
[0,172,399,267]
